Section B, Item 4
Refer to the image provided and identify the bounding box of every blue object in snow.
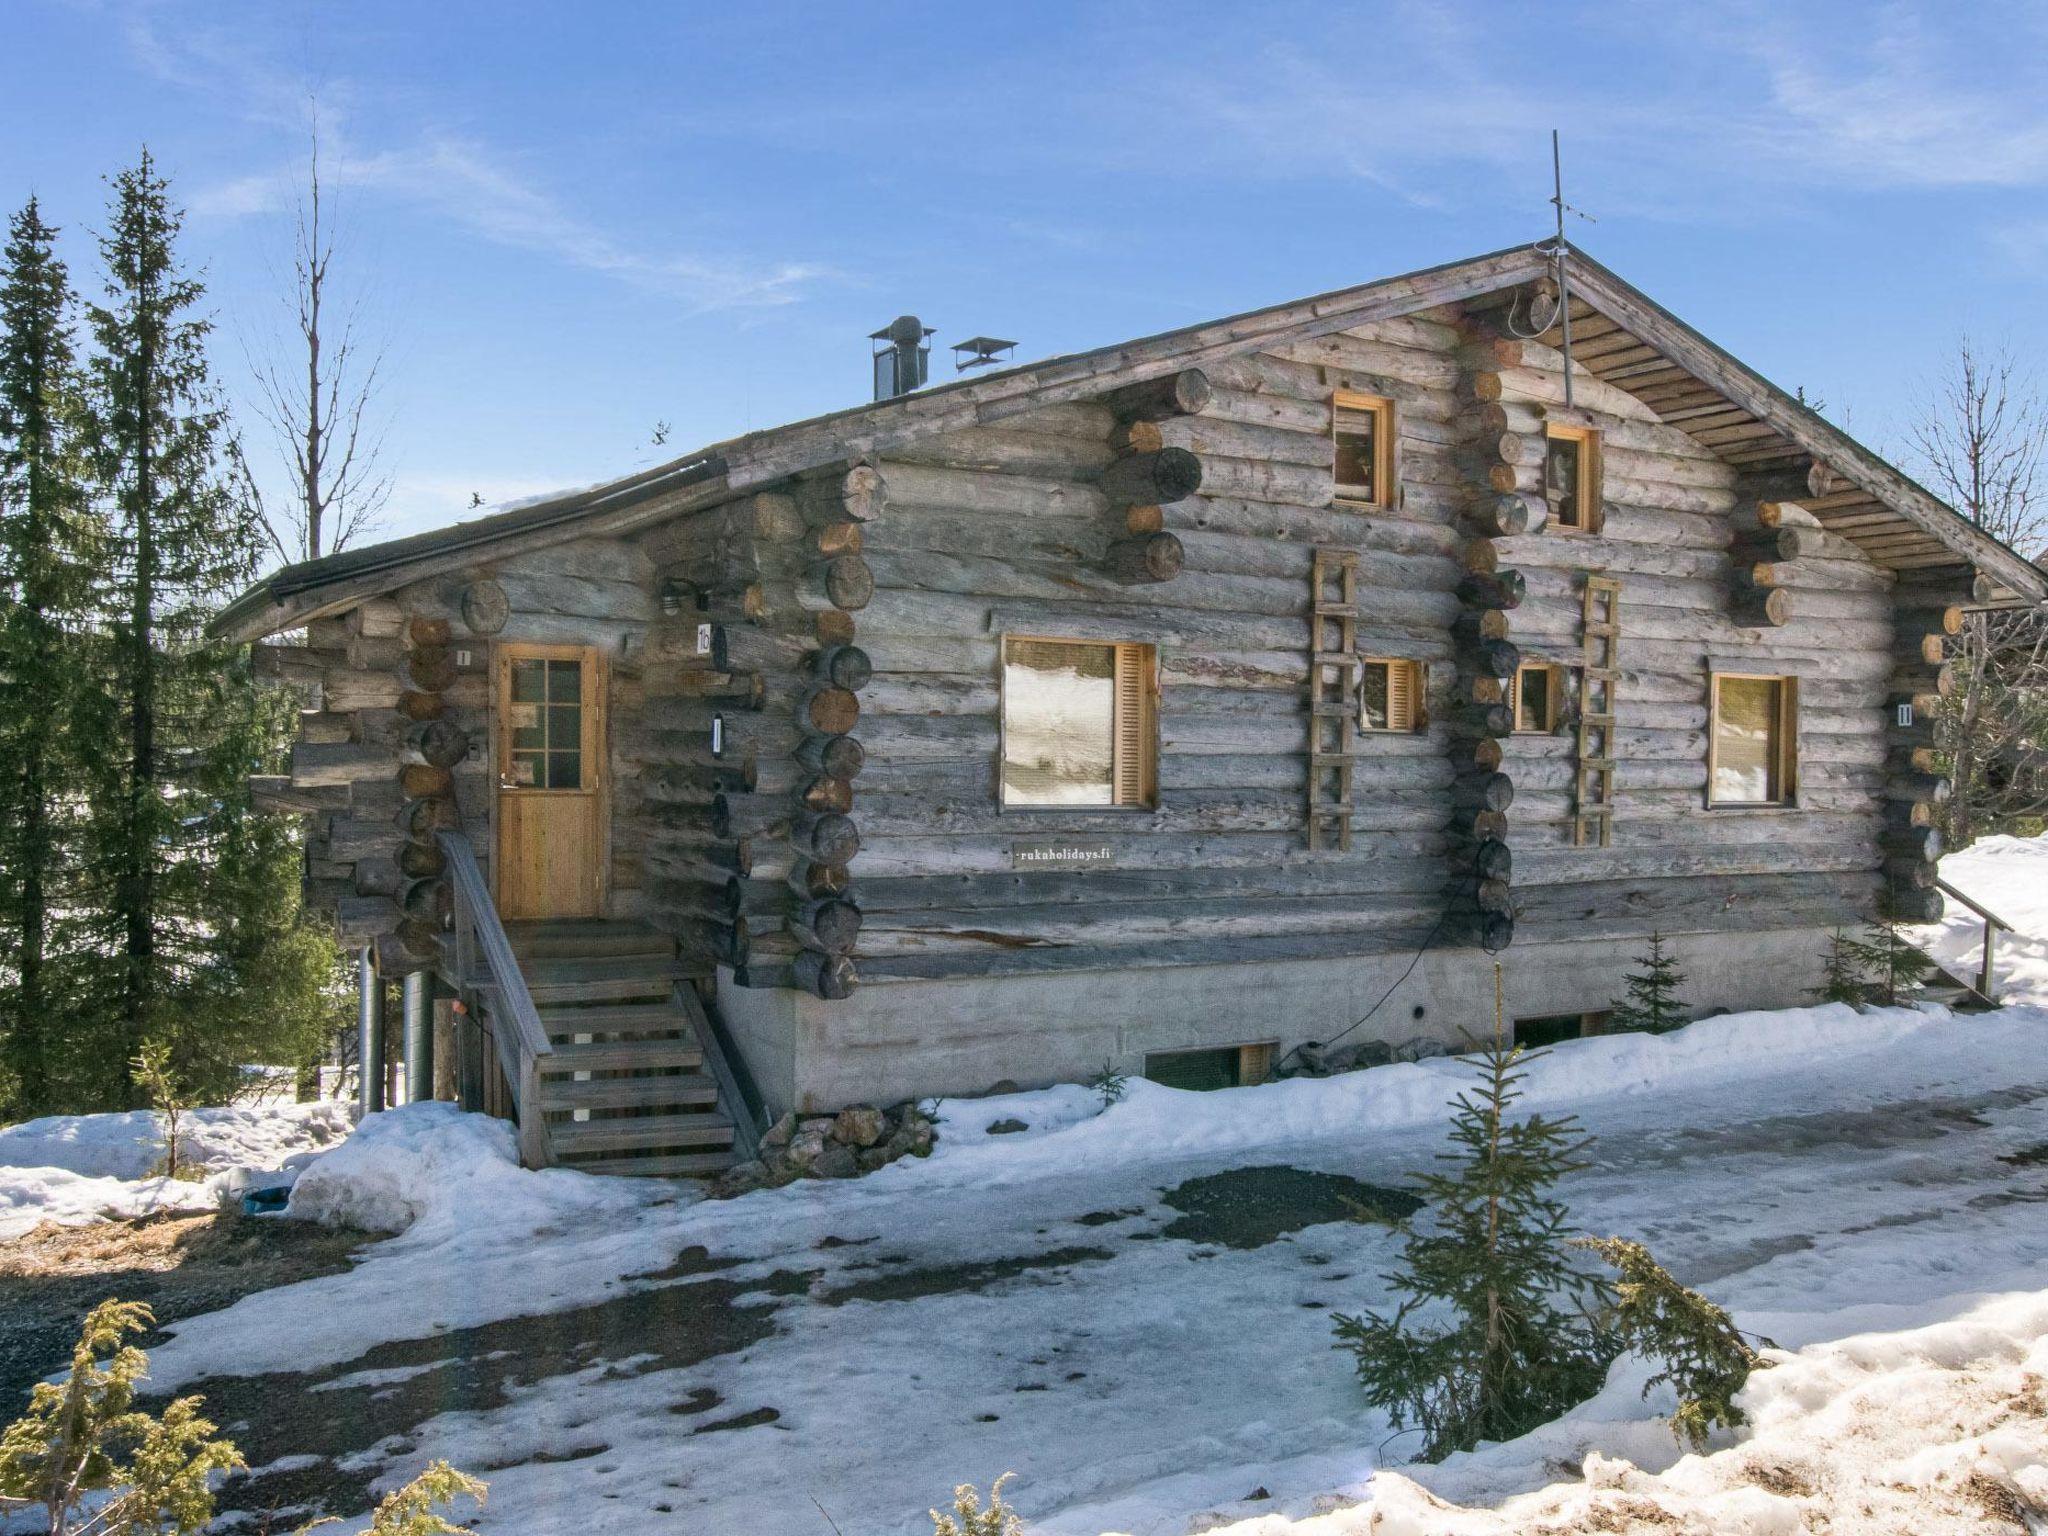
[241,1185,292,1216]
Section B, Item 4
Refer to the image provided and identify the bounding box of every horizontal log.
[291,741,389,788]
[1730,588,1792,627]
[1099,368,1214,422]
[1099,448,1203,505]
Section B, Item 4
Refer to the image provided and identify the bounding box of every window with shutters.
[1544,424,1603,533]
[1708,671,1799,807]
[1359,658,1422,733]
[1514,662,1563,733]
[1001,636,1157,808]
[1333,391,1397,508]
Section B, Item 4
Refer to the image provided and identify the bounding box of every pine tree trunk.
[119,361,157,1110]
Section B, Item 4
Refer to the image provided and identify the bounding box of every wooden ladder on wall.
[1574,574,1623,847]
[1308,547,1361,852]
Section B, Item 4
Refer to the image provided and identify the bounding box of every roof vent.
[951,336,1016,372]
[870,315,933,401]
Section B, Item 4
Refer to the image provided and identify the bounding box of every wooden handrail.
[439,830,554,1167]
[1936,877,2015,935]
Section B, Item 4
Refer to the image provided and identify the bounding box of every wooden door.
[495,644,606,920]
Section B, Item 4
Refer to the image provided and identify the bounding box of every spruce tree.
[0,197,98,1115]
[81,150,333,1107]
[1840,919,1935,1009]
[1331,982,1615,1460]
[1809,928,1864,1007]
[1607,931,1689,1034]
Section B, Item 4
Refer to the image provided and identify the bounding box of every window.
[1359,658,1422,733]
[505,656,586,789]
[1144,1042,1276,1091]
[1543,424,1602,533]
[1333,391,1396,507]
[1515,1011,1612,1048]
[1515,662,1563,733]
[1709,673,1798,807]
[1001,637,1156,808]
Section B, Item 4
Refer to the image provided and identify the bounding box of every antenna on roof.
[1536,129,1596,408]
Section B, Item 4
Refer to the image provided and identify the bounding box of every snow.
[113,992,2048,1536]
[0,1100,352,1240]
[1907,831,2048,1006]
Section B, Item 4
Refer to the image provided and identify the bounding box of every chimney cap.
[951,336,1017,372]
[871,314,933,346]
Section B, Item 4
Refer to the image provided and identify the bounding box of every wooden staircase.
[509,919,738,1177]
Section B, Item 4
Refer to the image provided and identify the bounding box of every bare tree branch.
[244,125,391,565]
[1906,336,2048,558]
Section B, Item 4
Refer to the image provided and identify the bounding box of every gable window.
[1359,658,1422,733]
[1515,662,1563,733]
[1544,424,1603,533]
[1708,672,1798,807]
[1001,636,1157,808]
[1333,391,1396,508]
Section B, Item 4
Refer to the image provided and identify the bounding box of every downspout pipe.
[403,971,434,1105]
[357,944,386,1115]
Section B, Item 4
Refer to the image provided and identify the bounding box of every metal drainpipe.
[357,944,386,1115]
[403,971,434,1104]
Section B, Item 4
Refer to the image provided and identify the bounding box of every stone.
[812,1145,858,1179]
[785,1126,829,1169]
[760,1112,797,1149]
[983,1079,1021,1097]
[855,1147,892,1173]
[717,1160,770,1196]
[832,1105,887,1148]
[986,1117,1029,1135]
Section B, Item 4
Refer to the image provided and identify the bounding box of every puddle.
[172,1247,814,1523]
[819,1245,1114,1305]
[1158,1166,1423,1250]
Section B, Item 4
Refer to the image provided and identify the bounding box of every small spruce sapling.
[132,1041,191,1180]
[1842,919,1935,1008]
[1088,1060,1128,1109]
[1331,965,1615,1461]
[0,1299,243,1536]
[1576,1236,1770,1450]
[1810,928,1865,1007]
[336,1460,486,1536]
[1607,931,1689,1034]
[931,1474,1022,1536]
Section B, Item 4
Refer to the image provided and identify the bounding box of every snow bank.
[287,1101,653,1237]
[1205,1288,2048,1536]
[0,1100,355,1241]
[1910,832,2048,1006]
[927,1001,1954,1186]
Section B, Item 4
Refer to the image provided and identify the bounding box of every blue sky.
[6,0,2048,553]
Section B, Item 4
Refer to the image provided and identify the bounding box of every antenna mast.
[1549,129,1576,408]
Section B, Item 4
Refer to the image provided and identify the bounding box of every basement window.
[1544,425,1603,533]
[1145,1042,1277,1091]
[1515,1011,1612,1048]
[1001,637,1157,809]
[1708,672,1799,807]
[1515,662,1564,733]
[1333,391,1396,508]
[1359,658,1422,733]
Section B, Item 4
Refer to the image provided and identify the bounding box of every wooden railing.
[439,830,555,1168]
[1936,877,2014,1005]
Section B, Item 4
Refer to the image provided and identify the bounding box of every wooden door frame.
[491,641,611,918]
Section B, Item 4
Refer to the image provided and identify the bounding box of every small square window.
[1001,637,1157,808]
[1333,392,1396,508]
[1709,673,1798,807]
[1359,658,1422,733]
[1515,662,1563,733]
[1544,425,1602,532]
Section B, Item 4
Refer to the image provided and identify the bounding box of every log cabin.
[213,240,2048,1178]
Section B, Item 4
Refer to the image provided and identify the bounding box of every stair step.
[522,957,693,1004]
[540,1001,694,1038]
[543,1075,722,1111]
[549,1112,735,1155]
[542,1037,703,1072]
[507,919,670,958]
[556,1150,737,1179]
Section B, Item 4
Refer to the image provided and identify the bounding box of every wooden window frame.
[1543,424,1604,534]
[1332,390,1397,510]
[998,634,1158,811]
[1358,656,1423,733]
[1513,661,1564,734]
[1706,669,1800,809]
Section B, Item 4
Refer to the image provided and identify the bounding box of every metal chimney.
[870,315,933,401]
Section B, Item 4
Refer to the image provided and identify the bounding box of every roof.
[212,240,2048,641]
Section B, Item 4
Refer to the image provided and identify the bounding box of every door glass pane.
[510,659,546,703]
[1003,639,1115,806]
[1713,677,1782,803]
[547,751,582,790]
[510,752,542,787]
[547,660,582,703]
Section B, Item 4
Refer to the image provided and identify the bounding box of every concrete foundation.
[716,924,1842,1117]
